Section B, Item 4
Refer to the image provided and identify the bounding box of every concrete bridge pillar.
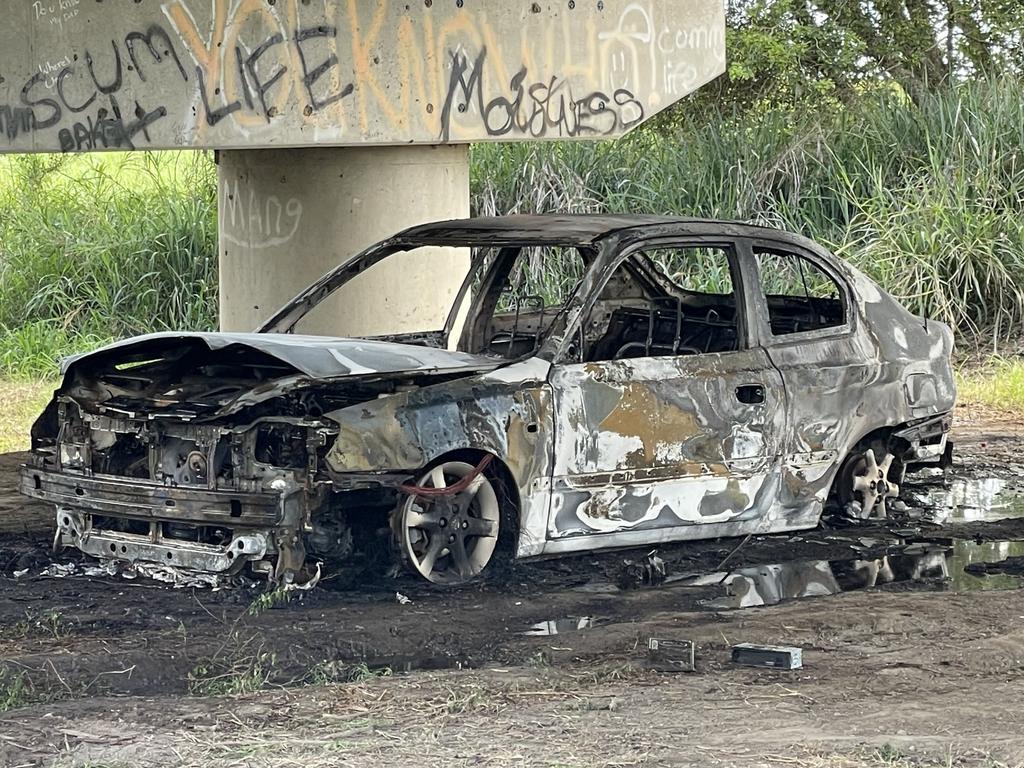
[0,0,725,338]
[217,145,470,335]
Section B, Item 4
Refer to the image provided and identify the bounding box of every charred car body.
[20,216,956,585]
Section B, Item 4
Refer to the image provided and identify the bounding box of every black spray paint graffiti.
[198,25,353,127]
[59,98,167,153]
[439,47,645,142]
[1,24,186,149]
[1,22,354,151]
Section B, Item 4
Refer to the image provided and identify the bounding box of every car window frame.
[551,234,755,366]
[457,242,598,358]
[745,238,856,347]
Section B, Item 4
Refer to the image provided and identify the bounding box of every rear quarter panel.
[763,264,955,521]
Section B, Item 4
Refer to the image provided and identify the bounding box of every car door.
[543,237,787,553]
[746,238,866,517]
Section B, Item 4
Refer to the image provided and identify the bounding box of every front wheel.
[397,461,501,585]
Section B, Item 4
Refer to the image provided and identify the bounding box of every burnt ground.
[0,401,1023,767]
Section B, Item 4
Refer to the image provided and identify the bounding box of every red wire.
[398,454,494,497]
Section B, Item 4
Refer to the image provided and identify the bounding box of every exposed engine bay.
[22,334,493,585]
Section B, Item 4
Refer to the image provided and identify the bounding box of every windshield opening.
[262,240,594,360]
[289,245,472,339]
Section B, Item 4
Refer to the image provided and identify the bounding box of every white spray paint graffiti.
[219,178,304,249]
[599,2,725,102]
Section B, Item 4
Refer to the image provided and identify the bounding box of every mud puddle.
[558,524,1024,618]
[673,535,1024,610]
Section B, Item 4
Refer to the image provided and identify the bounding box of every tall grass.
[0,152,218,377]
[473,79,1024,338]
[0,80,1022,378]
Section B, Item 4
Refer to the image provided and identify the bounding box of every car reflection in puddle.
[671,540,1024,610]
[904,475,1024,524]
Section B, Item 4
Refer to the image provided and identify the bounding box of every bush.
[0,151,218,377]
[473,79,1024,337]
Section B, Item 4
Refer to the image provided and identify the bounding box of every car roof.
[394,214,798,247]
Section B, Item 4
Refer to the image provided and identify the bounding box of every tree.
[678,0,1024,120]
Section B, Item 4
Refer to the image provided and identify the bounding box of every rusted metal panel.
[0,0,724,152]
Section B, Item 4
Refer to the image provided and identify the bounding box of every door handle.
[735,384,766,405]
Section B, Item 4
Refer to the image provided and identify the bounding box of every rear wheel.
[397,461,501,585]
[836,442,903,519]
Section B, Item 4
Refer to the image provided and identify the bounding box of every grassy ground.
[0,379,55,453]
[957,359,1024,413]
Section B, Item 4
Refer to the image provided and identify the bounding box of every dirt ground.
[0,401,1023,768]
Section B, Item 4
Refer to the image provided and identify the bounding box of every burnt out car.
[20,216,955,585]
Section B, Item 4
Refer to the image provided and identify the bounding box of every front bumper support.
[20,466,280,526]
[21,465,282,574]
[56,508,268,573]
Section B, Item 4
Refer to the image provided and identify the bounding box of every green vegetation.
[187,631,277,697]
[957,358,1024,413]
[0,669,31,712]
[474,79,1024,336]
[0,82,1023,378]
[0,378,55,452]
[0,152,217,377]
[3,609,75,640]
[247,584,297,616]
[306,660,393,685]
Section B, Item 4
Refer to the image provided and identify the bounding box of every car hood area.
[53,332,500,423]
[62,332,494,379]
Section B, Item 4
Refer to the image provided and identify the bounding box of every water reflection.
[949,539,1024,591]
[905,477,1024,523]
[683,541,1021,610]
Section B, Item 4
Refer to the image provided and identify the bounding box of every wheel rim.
[400,461,500,584]
[849,448,900,519]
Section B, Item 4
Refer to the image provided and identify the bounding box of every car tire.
[396,460,504,585]
[836,439,905,519]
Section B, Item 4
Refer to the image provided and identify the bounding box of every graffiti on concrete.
[33,0,81,33]
[0,0,725,152]
[219,177,304,250]
[438,47,645,141]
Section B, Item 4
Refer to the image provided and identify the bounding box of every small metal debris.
[37,559,231,588]
[285,562,321,592]
[395,591,412,605]
[731,643,803,670]
[844,500,864,519]
[618,550,666,589]
[12,568,29,579]
[647,637,696,672]
[715,534,753,571]
[39,563,77,578]
[522,617,594,636]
